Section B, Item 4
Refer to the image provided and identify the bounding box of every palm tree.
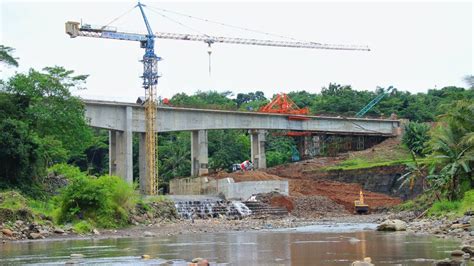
[426,100,474,200]
[0,45,19,67]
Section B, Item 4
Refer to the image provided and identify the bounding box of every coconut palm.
[426,100,474,200]
[0,45,19,67]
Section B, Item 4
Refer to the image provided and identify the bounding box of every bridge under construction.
[83,99,401,194]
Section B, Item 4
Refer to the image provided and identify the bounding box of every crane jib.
[101,31,146,42]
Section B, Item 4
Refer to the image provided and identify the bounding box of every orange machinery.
[259,93,309,116]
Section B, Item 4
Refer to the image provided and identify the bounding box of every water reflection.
[0,228,461,265]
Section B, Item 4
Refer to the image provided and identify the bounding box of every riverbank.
[2,211,473,244]
[1,213,386,243]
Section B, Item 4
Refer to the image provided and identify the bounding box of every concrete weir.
[83,99,401,193]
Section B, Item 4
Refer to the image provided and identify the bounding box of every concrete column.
[108,107,133,184]
[109,130,117,175]
[250,130,266,169]
[191,130,209,176]
[138,133,147,193]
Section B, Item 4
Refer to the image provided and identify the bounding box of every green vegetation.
[0,191,33,223]
[427,190,474,217]
[53,164,137,228]
[324,158,413,171]
[0,45,18,67]
[402,121,430,156]
[425,100,473,200]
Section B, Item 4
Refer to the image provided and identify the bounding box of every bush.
[55,172,137,228]
[402,121,430,156]
[73,220,94,234]
[459,190,474,214]
[0,191,34,223]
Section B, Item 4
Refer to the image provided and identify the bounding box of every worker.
[240,160,253,171]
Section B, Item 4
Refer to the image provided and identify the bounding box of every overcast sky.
[1,1,472,101]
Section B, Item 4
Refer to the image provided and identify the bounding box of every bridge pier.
[108,106,133,184]
[250,130,267,169]
[108,130,133,183]
[191,130,209,176]
[138,133,148,193]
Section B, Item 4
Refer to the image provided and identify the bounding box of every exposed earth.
[211,138,404,216]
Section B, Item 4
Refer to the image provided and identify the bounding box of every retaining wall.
[169,177,288,200]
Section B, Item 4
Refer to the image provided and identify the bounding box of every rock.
[461,245,474,256]
[141,254,151,259]
[28,232,42,239]
[376,219,407,231]
[39,229,49,236]
[433,258,462,266]
[1,228,13,237]
[93,229,100,235]
[143,231,155,237]
[450,250,465,256]
[15,220,24,227]
[463,253,470,259]
[451,224,470,230]
[191,258,209,265]
[53,228,65,234]
[192,258,204,263]
[470,231,474,236]
[351,257,374,266]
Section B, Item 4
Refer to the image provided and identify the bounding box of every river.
[0,223,463,265]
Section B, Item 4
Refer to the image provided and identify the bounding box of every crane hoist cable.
[145,5,306,42]
[100,6,137,30]
[146,7,214,76]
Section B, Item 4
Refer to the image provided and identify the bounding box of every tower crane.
[65,2,370,195]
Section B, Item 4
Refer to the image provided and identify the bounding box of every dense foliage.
[425,100,474,200]
[402,121,430,156]
[51,164,137,228]
[0,67,99,195]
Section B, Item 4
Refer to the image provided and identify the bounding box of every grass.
[428,200,461,217]
[426,190,474,217]
[0,191,28,210]
[323,158,412,171]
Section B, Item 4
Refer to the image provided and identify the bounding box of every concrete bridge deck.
[84,99,400,136]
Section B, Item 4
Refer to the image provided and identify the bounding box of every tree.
[0,119,40,184]
[0,45,19,67]
[3,66,92,158]
[426,100,474,200]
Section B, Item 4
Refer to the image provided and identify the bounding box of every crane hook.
[207,42,212,77]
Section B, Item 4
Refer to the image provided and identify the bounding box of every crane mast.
[137,2,159,195]
[65,2,370,196]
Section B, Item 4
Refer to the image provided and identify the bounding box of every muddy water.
[0,224,463,265]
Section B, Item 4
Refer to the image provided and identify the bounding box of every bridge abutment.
[191,130,209,176]
[250,130,267,169]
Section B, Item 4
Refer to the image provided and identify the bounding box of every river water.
[0,223,464,265]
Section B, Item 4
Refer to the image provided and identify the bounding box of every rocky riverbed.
[0,213,386,242]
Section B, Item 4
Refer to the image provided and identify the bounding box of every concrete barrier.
[169,177,288,200]
[217,178,288,200]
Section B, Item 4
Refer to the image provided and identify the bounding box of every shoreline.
[3,214,385,243]
[3,213,472,245]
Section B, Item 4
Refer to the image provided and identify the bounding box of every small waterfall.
[170,197,252,220]
[228,201,252,217]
